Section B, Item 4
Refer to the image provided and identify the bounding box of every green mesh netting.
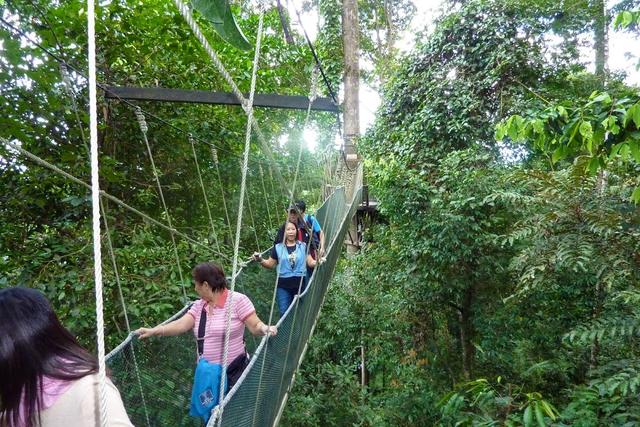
[106,180,362,427]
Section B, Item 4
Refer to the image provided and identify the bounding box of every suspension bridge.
[1,0,364,425]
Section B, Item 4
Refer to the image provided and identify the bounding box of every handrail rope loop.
[240,159,262,251]
[134,106,187,303]
[209,145,234,244]
[189,133,222,253]
[258,163,274,231]
[267,164,283,222]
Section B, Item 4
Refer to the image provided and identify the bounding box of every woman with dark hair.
[0,287,133,427]
[253,220,318,316]
[135,262,276,387]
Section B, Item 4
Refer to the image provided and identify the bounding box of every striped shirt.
[187,290,255,365]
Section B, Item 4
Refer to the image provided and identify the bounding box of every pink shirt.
[17,376,74,426]
[187,290,255,365]
[41,375,75,408]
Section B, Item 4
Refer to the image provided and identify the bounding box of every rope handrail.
[86,0,108,422]
[215,6,266,423]
[105,302,193,362]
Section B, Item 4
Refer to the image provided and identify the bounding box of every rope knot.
[210,406,221,425]
[134,106,148,134]
[211,146,219,164]
[309,66,320,103]
[255,0,266,13]
[59,63,73,89]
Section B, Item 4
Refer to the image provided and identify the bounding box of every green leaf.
[524,405,533,427]
[602,116,620,135]
[191,0,252,50]
[632,186,640,203]
[535,403,546,427]
[622,11,634,27]
[532,119,544,134]
[630,140,640,163]
[551,146,567,164]
[557,106,568,120]
[634,104,640,128]
[505,115,524,140]
[591,93,611,104]
[539,401,558,420]
[579,121,593,141]
[620,144,631,160]
[587,157,600,175]
[624,103,640,128]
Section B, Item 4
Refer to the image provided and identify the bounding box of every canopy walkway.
[1,0,363,425]
[106,171,362,426]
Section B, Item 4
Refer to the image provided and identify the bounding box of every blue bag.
[189,358,226,423]
[189,307,228,423]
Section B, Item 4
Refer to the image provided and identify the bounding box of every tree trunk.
[593,0,608,84]
[380,0,395,84]
[342,0,360,254]
[276,0,294,45]
[342,0,360,159]
[458,285,475,380]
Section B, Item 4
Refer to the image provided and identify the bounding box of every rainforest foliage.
[1,0,640,426]
[282,0,640,426]
[0,0,330,346]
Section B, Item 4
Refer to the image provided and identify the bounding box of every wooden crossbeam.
[103,86,339,113]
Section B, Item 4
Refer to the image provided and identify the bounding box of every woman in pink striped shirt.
[136,262,276,387]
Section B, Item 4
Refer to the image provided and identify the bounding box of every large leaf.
[191,0,252,51]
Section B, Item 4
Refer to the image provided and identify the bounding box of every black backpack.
[305,215,321,250]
